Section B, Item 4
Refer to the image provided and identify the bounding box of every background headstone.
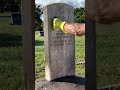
[11,12,21,25]
[43,3,75,81]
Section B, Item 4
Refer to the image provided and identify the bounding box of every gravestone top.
[43,3,75,81]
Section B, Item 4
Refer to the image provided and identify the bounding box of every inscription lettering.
[50,32,73,46]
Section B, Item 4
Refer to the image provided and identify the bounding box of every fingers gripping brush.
[53,18,67,33]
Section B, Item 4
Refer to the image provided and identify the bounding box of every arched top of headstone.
[43,3,74,9]
[43,2,75,81]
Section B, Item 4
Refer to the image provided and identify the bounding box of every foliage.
[0,0,5,12]
[0,0,21,12]
[35,4,43,31]
[74,7,85,23]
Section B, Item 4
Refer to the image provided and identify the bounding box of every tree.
[0,0,21,12]
[35,4,43,31]
[14,0,21,11]
[74,7,85,23]
[0,0,5,12]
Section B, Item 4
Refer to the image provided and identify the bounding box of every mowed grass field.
[35,23,120,88]
[35,31,85,83]
[0,16,24,89]
[1,12,120,89]
[96,23,120,87]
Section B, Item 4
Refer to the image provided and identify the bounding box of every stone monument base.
[36,76,85,90]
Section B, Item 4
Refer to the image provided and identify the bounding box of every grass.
[0,17,24,90]
[35,22,120,88]
[2,12,120,89]
[35,32,45,82]
[35,31,85,83]
[0,12,11,16]
[96,23,120,87]
[75,36,85,76]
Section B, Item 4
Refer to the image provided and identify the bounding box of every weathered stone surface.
[36,76,85,90]
[43,3,75,81]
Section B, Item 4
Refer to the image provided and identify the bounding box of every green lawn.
[35,22,120,88]
[0,12,11,16]
[35,31,85,83]
[35,32,45,82]
[96,23,120,87]
[0,17,24,90]
[1,12,120,89]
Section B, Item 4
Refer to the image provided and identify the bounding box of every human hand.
[64,23,85,36]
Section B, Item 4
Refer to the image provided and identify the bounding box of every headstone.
[43,3,75,81]
[11,12,21,25]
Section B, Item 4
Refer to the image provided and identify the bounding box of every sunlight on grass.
[35,31,45,83]
[35,31,85,82]
[75,36,85,76]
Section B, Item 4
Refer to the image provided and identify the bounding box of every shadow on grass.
[0,33,22,47]
[35,40,44,46]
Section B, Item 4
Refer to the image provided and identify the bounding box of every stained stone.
[43,3,75,81]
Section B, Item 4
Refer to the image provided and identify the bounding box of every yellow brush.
[53,18,67,33]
